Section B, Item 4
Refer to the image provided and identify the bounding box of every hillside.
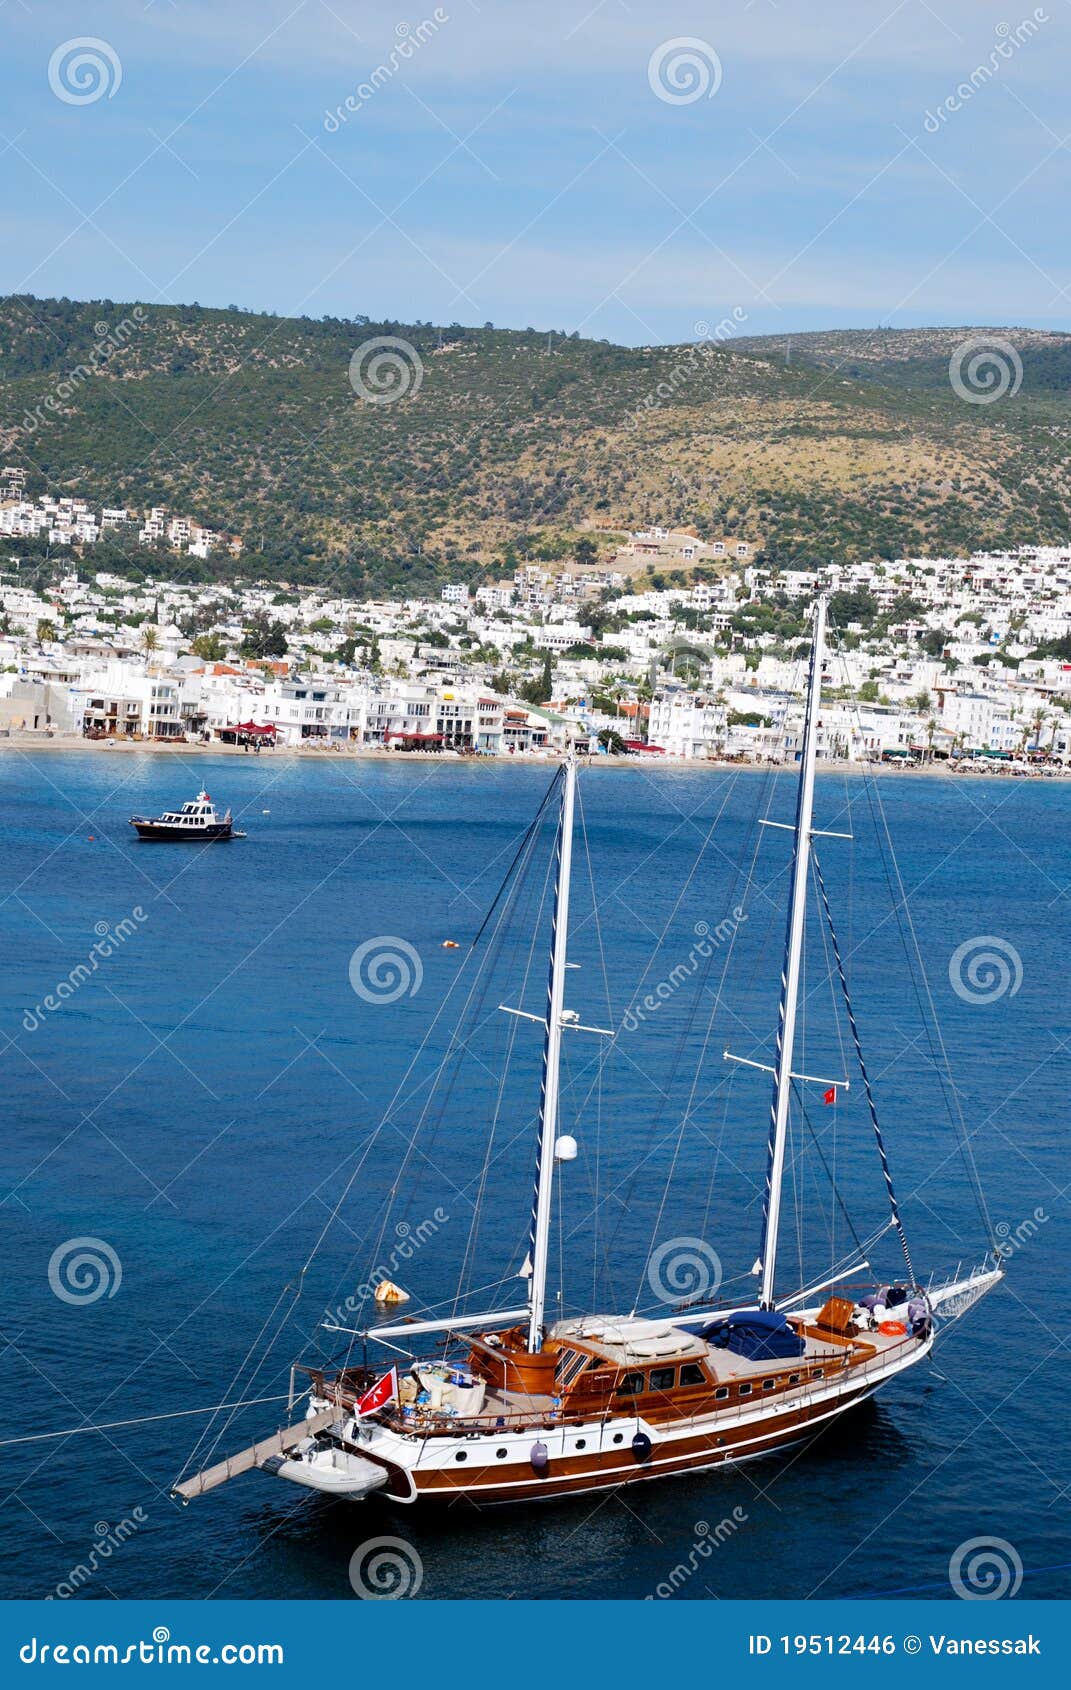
[3,296,1071,596]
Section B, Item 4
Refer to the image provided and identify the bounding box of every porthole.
[495,1448,508,1459]
[612,1432,624,1444]
[455,1450,468,1462]
[575,1438,587,1450]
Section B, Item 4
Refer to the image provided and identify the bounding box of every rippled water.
[0,752,1066,1600]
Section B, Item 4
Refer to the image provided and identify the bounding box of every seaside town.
[4,471,1071,770]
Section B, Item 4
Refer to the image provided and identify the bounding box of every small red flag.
[823,1086,837,1106]
[356,1365,398,1417]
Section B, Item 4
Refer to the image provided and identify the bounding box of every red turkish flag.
[823,1086,837,1106]
[356,1365,398,1417]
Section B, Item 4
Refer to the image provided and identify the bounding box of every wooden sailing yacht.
[175,596,1001,1508]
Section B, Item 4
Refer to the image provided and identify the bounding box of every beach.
[0,730,1064,778]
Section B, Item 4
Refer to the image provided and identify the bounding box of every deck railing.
[305,1329,926,1440]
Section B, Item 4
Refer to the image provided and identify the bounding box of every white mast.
[526,750,576,1353]
[758,595,827,1310]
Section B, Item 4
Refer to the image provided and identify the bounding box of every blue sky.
[2,0,1070,343]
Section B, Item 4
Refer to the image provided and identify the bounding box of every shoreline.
[1,733,1065,779]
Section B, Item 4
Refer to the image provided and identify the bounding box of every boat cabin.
[158,799,219,827]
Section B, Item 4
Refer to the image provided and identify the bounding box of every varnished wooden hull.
[333,1366,905,1507]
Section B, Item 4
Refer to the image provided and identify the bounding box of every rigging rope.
[824,611,996,1254]
[811,846,916,1286]
[1,1394,293,1449]
[796,1084,868,1265]
[452,803,556,1317]
[178,779,562,1482]
[469,766,562,951]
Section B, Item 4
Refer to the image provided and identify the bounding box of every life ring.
[878,1319,907,1337]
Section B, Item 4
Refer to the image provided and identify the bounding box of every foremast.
[758,596,827,1310]
[526,750,577,1352]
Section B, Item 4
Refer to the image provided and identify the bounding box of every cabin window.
[811,1368,824,1379]
[496,1449,507,1459]
[586,1354,605,1370]
[680,1363,705,1386]
[455,1451,468,1462]
[738,1383,752,1397]
[714,1386,729,1401]
[762,1378,777,1391]
[612,1432,624,1444]
[575,1438,587,1450]
[649,1367,675,1391]
[789,1373,801,1385]
[616,1372,645,1397]
[555,1348,590,1389]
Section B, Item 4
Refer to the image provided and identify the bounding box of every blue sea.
[0,751,1066,1602]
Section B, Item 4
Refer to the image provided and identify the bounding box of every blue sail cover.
[700,1310,806,1361]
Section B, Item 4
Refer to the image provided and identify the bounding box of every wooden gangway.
[172,1407,338,1500]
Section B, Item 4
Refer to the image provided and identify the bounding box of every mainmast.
[526,750,576,1352]
[758,595,827,1310]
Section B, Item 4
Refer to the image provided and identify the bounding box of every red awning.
[385,731,444,742]
[228,721,275,735]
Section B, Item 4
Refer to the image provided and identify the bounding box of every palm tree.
[143,626,159,655]
[36,618,55,645]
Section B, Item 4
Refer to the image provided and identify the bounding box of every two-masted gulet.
[174,597,1001,1508]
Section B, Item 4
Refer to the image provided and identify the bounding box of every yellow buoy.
[374,1280,410,1305]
